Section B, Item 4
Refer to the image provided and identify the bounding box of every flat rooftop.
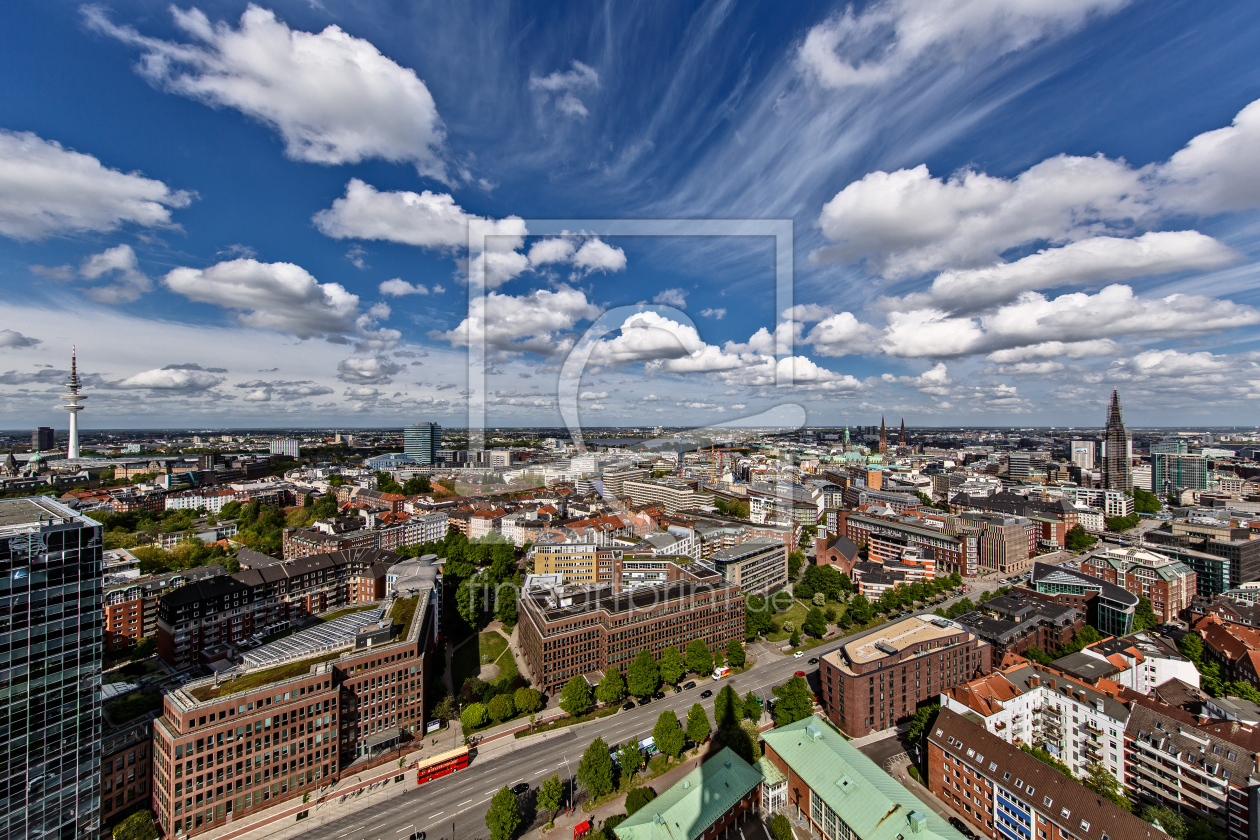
[826,615,965,670]
[0,496,92,534]
[242,607,386,669]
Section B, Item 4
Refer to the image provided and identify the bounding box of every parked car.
[700,689,713,699]
[673,684,683,694]
[622,701,635,711]
[653,691,665,700]
[637,697,652,706]
[683,681,697,690]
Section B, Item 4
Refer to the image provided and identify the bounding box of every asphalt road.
[295,583,991,840]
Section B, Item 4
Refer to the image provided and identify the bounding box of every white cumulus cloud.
[653,288,688,308]
[0,330,41,349]
[434,286,602,356]
[79,244,153,304]
[111,366,226,391]
[337,356,404,385]
[0,130,190,240]
[529,60,599,118]
[86,5,447,176]
[379,278,430,297]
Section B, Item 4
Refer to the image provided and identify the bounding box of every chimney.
[1029,675,1041,688]
[1049,678,1057,690]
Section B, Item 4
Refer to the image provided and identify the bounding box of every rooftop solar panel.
[241,608,386,669]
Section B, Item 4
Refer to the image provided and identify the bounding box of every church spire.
[878,416,887,456]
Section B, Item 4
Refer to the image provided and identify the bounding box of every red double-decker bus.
[415,746,471,785]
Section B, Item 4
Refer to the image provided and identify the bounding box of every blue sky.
[1,0,1259,431]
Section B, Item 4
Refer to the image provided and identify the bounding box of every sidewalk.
[849,721,908,748]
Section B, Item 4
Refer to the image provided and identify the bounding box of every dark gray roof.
[1050,651,1122,682]
[1031,561,1139,607]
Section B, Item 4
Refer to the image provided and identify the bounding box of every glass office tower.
[403,422,441,465]
[0,497,104,840]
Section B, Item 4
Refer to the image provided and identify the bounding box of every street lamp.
[561,754,573,815]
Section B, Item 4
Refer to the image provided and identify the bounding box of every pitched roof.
[932,709,1162,840]
[763,717,965,840]
[612,747,762,840]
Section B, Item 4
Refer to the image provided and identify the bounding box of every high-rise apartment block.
[1102,389,1132,492]
[0,497,104,840]
[402,422,441,464]
[32,426,55,451]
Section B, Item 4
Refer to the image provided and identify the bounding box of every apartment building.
[150,587,436,837]
[1027,562,1138,638]
[706,537,788,594]
[517,574,745,695]
[105,565,225,652]
[760,717,965,840]
[529,530,620,584]
[598,467,647,496]
[282,526,380,560]
[468,508,509,540]
[622,478,715,514]
[1124,702,1256,840]
[818,614,993,737]
[928,709,1161,840]
[1083,546,1197,623]
[957,512,1038,575]
[1197,616,1260,688]
[1074,633,1199,694]
[941,660,1129,784]
[165,488,238,513]
[156,548,401,669]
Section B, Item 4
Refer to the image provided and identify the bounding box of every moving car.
[808,657,818,664]
[794,670,806,677]
[511,783,529,795]
[700,689,713,699]
[793,651,804,659]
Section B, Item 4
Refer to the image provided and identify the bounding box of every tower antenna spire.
[62,346,86,459]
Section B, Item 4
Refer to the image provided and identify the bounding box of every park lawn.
[767,599,846,642]
[452,630,512,689]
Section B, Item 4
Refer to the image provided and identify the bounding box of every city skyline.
[2,2,1260,428]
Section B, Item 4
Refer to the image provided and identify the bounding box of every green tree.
[1021,744,1072,777]
[659,646,685,685]
[848,592,872,625]
[1106,513,1141,532]
[745,595,773,639]
[812,591,826,607]
[577,737,614,798]
[686,703,711,744]
[560,676,592,717]
[739,719,763,760]
[538,774,564,828]
[685,639,713,676]
[789,550,804,579]
[803,606,828,637]
[514,687,543,715]
[113,810,158,840]
[1186,819,1218,840]
[713,642,725,668]
[488,693,515,723]
[628,648,661,697]
[1134,596,1159,631]
[652,711,685,759]
[1082,762,1132,811]
[485,786,520,840]
[772,676,814,726]
[1133,488,1162,515]
[625,787,658,816]
[743,691,762,720]
[726,638,746,668]
[1065,524,1097,552]
[617,741,642,784]
[461,702,488,730]
[129,636,157,662]
[1138,806,1185,840]
[596,670,627,705]
[906,703,940,746]
[402,475,432,495]
[713,684,740,729]
[790,630,801,647]
[769,813,794,840]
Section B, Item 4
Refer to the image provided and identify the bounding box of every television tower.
[62,346,86,459]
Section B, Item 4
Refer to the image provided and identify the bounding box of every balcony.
[1085,721,1102,734]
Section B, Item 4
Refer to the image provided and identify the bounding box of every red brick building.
[818,614,992,737]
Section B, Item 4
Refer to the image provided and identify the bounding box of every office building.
[817,614,992,737]
[1061,487,1133,518]
[954,591,1082,657]
[1027,561,1138,637]
[623,478,715,515]
[0,497,104,840]
[1153,453,1209,494]
[761,717,965,840]
[1082,546,1196,623]
[1102,389,1133,492]
[1150,438,1190,455]
[706,537,788,594]
[516,574,745,695]
[957,512,1038,575]
[596,467,647,496]
[268,439,300,458]
[843,513,978,578]
[1070,439,1095,470]
[402,422,441,465]
[1143,543,1232,598]
[32,426,55,451]
[149,586,436,837]
[928,709,1161,840]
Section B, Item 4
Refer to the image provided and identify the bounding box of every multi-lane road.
[294,582,993,840]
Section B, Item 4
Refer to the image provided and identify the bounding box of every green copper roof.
[614,747,763,840]
[762,718,968,840]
